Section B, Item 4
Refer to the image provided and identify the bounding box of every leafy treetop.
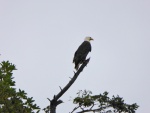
[0,61,40,113]
[72,90,139,113]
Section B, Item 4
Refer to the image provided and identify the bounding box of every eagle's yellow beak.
[90,37,94,41]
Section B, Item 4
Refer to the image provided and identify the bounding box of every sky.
[0,0,150,113]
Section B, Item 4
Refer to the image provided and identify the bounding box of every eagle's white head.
[84,36,94,42]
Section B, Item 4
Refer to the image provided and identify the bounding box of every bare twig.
[77,108,101,113]
[70,105,81,113]
[90,103,95,110]
[59,86,62,91]
[47,98,51,102]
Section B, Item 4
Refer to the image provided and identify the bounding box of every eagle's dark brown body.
[73,41,91,70]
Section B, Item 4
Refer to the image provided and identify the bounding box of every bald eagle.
[73,37,93,70]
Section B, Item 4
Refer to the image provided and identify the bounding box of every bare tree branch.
[76,106,112,113]
[50,58,90,113]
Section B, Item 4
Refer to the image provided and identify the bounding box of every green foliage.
[0,61,40,113]
[73,90,139,113]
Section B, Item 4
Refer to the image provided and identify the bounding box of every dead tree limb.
[50,58,90,113]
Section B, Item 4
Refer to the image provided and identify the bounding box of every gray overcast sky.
[0,0,150,113]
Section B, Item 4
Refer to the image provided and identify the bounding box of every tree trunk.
[50,105,56,113]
